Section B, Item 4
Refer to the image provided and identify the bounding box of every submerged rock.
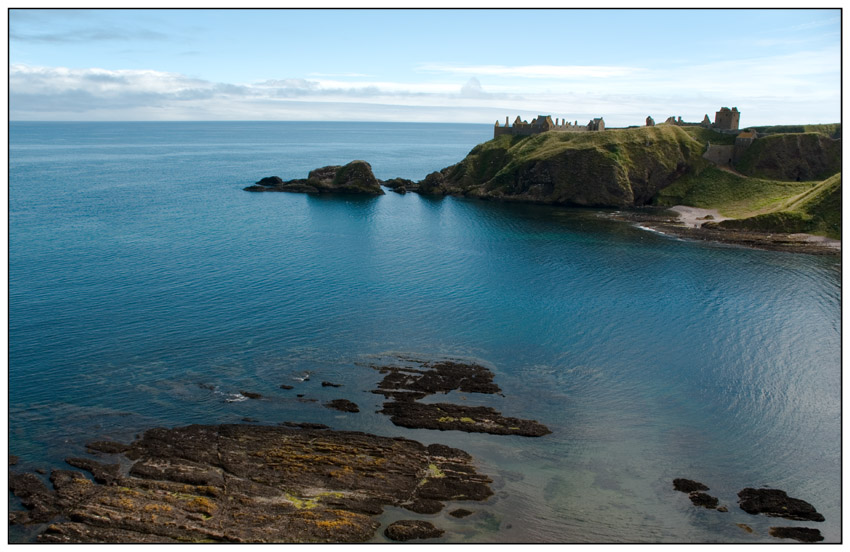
[373,361,502,397]
[324,399,360,413]
[245,161,384,195]
[86,441,131,455]
[380,401,550,437]
[737,488,825,522]
[769,526,824,543]
[10,423,492,543]
[384,520,444,542]
[673,478,709,493]
[382,177,416,194]
[687,491,719,509]
[449,508,474,518]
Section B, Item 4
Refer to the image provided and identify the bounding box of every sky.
[8,8,842,126]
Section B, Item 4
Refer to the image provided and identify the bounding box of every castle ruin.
[713,107,740,130]
[653,107,741,132]
[494,115,605,138]
[494,107,743,141]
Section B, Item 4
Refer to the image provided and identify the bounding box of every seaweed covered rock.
[10,424,492,543]
[737,488,824,522]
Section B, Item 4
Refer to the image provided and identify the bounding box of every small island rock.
[246,161,384,195]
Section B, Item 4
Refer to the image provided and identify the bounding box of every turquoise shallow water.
[9,122,841,543]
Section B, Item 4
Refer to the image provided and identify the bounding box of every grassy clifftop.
[418,123,840,239]
[428,125,708,207]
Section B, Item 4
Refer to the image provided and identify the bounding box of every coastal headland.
[247,117,840,254]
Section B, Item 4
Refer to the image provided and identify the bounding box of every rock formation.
[9,424,492,543]
[245,160,384,195]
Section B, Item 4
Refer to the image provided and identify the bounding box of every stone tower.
[714,107,740,130]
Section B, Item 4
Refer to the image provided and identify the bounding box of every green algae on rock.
[9,424,492,543]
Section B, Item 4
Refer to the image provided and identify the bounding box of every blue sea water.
[9,121,841,543]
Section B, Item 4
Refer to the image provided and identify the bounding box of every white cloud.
[419,63,642,79]
[8,58,840,126]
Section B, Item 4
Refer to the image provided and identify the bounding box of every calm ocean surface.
[9,122,841,543]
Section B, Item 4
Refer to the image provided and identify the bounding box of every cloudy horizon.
[9,8,842,127]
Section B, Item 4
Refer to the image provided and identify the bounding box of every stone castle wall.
[494,115,604,138]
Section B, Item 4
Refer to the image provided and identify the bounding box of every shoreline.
[609,206,841,256]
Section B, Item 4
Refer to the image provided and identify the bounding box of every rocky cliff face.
[407,126,705,208]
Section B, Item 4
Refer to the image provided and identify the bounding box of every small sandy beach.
[669,205,731,228]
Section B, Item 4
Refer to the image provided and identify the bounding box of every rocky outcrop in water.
[673,478,709,493]
[672,478,722,510]
[324,399,359,413]
[371,360,550,437]
[737,488,825,522]
[9,424,492,543]
[245,160,384,195]
[768,526,824,542]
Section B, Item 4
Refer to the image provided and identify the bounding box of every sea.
[8,121,842,543]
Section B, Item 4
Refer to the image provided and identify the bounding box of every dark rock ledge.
[372,360,550,437]
[737,488,825,522]
[9,423,492,543]
[769,526,824,543]
[245,160,384,195]
[672,478,721,510]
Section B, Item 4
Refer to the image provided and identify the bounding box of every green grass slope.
[438,125,707,207]
[652,166,816,218]
[734,132,840,180]
[711,173,841,239]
